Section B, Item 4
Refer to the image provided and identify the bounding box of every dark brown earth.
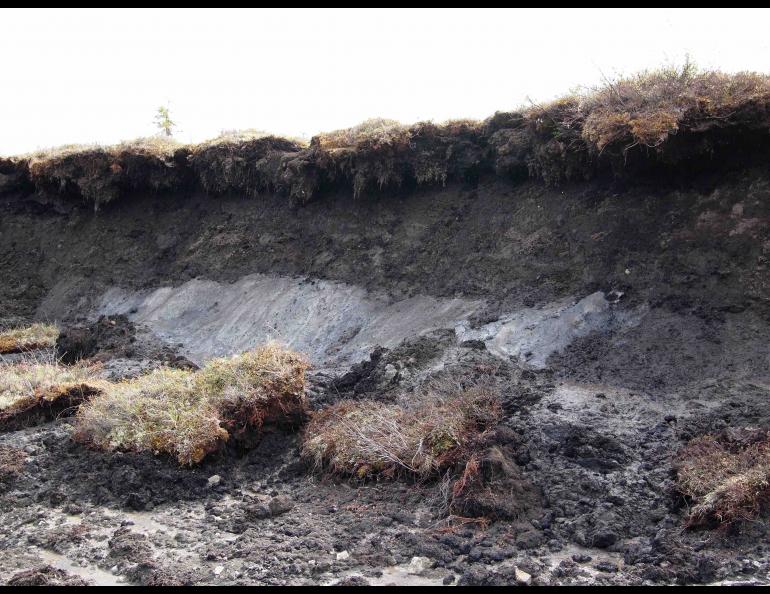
[1,165,769,584]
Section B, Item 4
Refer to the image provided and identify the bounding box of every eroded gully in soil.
[1,172,769,584]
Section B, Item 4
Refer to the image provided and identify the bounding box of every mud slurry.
[1,168,770,584]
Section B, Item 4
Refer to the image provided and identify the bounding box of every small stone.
[268,495,294,516]
[382,364,398,382]
[207,475,221,487]
[247,502,272,520]
[336,550,350,561]
[407,556,433,575]
[213,565,224,575]
[515,567,532,585]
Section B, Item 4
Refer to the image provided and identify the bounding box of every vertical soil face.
[2,169,768,327]
[1,168,769,585]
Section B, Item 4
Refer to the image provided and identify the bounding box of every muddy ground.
[1,169,769,585]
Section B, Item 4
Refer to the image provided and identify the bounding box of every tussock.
[0,323,59,354]
[73,343,309,465]
[0,357,104,430]
[312,118,485,198]
[73,367,226,465]
[301,386,501,480]
[676,429,770,527]
[196,345,309,435]
[522,64,770,183]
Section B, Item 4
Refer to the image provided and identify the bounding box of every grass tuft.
[0,356,104,430]
[73,367,226,465]
[301,385,501,480]
[73,343,309,465]
[0,323,59,354]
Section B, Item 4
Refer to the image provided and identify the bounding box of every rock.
[336,550,350,561]
[515,567,532,585]
[207,475,221,487]
[590,528,619,549]
[382,364,398,382]
[213,565,224,576]
[246,502,271,520]
[594,561,619,573]
[407,556,433,575]
[268,495,294,516]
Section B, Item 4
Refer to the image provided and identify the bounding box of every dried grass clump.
[675,429,770,527]
[580,66,770,152]
[520,63,770,183]
[195,344,309,435]
[0,358,104,430]
[313,118,409,151]
[0,323,59,354]
[73,367,225,465]
[301,386,501,480]
[73,343,309,465]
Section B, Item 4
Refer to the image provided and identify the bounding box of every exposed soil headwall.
[2,100,770,583]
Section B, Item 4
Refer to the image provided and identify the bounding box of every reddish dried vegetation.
[676,428,770,527]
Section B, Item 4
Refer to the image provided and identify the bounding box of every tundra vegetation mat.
[1,66,770,585]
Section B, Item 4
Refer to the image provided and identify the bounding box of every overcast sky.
[2,8,769,155]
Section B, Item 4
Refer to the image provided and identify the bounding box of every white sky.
[2,8,769,155]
